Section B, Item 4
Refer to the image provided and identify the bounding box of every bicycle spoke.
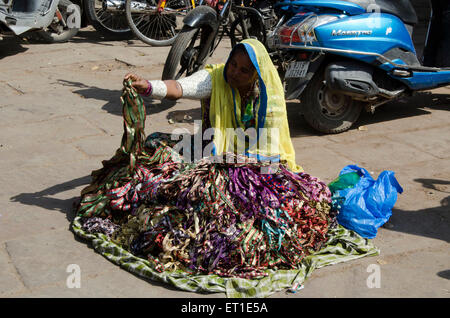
[159,16,175,38]
[145,17,155,38]
[133,13,147,27]
[96,9,108,22]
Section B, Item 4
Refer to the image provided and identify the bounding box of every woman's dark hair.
[229,44,250,61]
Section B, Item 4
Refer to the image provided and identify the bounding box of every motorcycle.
[161,0,281,80]
[268,0,450,134]
[0,0,81,42]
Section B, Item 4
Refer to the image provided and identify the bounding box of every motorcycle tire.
[301,67,362,134]
[84,0,133,39]
[162,25,203,80]
[38,0,80,43]
[125,0,194,47]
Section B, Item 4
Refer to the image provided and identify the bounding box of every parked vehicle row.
[2,1,448,135]
[0,0,194,43]
[162,0,450,134]
[268,0,450,133]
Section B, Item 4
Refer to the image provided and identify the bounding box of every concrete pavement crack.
[3,242,30,292]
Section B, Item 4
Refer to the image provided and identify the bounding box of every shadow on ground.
[287,91,450,137]
[437,270,450,280]
[37,28,133,45]
[69,29,130,45]
[0,28,140,60]
[0,36,28,59]
[358,92,450,125]
[69,29,156,47]
[56,79,177,115]
[385,178,450,243]
[9,175,92,223]
[54,83,448,137]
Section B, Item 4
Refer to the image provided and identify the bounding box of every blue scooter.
[269,0,450,133]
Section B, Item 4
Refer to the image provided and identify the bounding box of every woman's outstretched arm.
[124,70,212,101]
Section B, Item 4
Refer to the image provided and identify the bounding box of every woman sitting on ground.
[124,38,301,172]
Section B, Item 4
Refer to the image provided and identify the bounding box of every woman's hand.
[124,73,149,95]
[123,73,183,100]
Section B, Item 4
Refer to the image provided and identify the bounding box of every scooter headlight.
[277,13,338,45]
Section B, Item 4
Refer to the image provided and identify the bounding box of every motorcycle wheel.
[84,0,133,39]
[162,25,207,80]
[301,67,362,134]
[125,0,194,47]
[38,0,80,43]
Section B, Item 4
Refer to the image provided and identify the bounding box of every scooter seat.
[344,0,418,25]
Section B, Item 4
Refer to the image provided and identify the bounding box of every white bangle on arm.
[147,79,168,99]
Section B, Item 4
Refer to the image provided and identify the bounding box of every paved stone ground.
[0,27,449,299]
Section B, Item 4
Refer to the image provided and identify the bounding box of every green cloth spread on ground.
[72,217,378,297]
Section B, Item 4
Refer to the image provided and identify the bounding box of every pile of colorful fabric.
[71,80,378,297]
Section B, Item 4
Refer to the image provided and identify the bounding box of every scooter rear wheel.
[301,67,362,134]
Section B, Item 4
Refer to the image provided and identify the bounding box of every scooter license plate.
[285,61,310,78]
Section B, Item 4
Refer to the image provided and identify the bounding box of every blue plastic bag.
[332,165,403,239]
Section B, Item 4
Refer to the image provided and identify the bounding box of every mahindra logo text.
[332,30,373,36]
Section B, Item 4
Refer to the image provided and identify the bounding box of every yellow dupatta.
[202,39,302,172]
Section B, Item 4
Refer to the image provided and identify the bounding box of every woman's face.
[226,49,257,92]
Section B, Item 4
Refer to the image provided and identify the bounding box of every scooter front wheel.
[301,68,362,134]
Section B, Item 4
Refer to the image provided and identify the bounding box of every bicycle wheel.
[84,0,133,39]
[125,0,195,47]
